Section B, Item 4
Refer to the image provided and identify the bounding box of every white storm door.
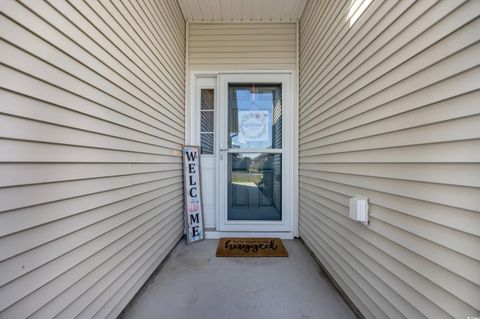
[217,73,293,232]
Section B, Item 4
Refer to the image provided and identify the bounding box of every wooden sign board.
[183,146,204,244]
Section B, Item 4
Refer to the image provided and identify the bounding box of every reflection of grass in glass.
[232,171,263,185]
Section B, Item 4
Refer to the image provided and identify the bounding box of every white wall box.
[349,195,369,225]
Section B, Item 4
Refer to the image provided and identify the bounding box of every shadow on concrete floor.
[120,239,356,319]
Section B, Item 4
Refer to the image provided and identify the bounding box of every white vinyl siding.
[188,23,297,70]
[299,0,480,318]
[0,0,185,318]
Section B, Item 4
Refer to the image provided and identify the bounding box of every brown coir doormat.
[216,238,288,257]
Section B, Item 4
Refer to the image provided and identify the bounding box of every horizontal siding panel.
[300,163,480,187]
[1,207,183,318]
[300,228,379,319]
[189,22,297,70]
[371,205,480,262]
[189,40,296,48]
[301,68,480,141]
[300,0,398,75]
[98,232,178,319]
[190,33,295,41]
[0,188,183,287]
[189,27,296,36]
[190,64,296,71]
[52,219,181,319]
[300,90,480,149]
[189,45,296,53]
[190,57,297,65]
[301,209,445,318]
[0,139,181,163]
[189,51,296,59]
[0,71,185,143]
[0,0,185,318]
[300,139,480,163]
[0,115,181,155]
[77,0,184,103]
[0,39,184,131]
[300,183,480,286]
[0,171,182,217]
[0,5,184,125]
[300,174,480,238]
[190,22,296,30]
[0,89,184,148]
[299,0,480,318]
[300,0,475,113]
[61,220,182,319]
[0,200,182,309]
[0,163,181,187]
[0,177,182,239]
[300,178,480,262]
[0,13,185,127]
[300,203,477,318]
[301,116,480,156]
[301,42,480,135]
[299,170,480,212]
[301,0,455,103]
[301,214,409,318]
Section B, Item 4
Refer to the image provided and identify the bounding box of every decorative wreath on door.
[239,112,267,140]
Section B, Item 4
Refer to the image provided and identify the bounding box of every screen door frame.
[217,73,294,232]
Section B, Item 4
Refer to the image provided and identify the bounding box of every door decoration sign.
[238,110,269,142]
[183,146,204,244]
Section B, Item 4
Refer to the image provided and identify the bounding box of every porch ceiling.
[177,0,307,22]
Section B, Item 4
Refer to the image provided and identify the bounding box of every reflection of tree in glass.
[232,153,252,171]
[231,154,260,185]
[254,155,272,189]
[252,154,271,171]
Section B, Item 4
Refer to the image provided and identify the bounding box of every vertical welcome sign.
[183,146,204,244]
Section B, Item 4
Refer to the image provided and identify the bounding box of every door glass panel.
[227,153,282,221]
[201,132,214,154]
[228,84,282,149]
[201,88,214,110]
[201,112,214,132]
[200,89,214,154]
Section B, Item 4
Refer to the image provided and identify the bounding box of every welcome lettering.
[183,146,204,244]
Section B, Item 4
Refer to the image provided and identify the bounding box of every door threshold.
[205,230,294,239]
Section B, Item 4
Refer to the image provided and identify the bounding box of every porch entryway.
[120,239,356,319]
[189,73,297,238]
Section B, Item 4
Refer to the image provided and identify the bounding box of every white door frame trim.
[186,70,299,237]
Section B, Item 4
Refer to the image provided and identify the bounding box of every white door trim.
[186,70,298,237]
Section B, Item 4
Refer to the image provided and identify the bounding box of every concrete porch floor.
[121,239,356,319]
